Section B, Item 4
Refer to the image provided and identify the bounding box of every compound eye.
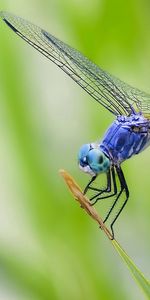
[78,144,91,165]
[82,156,87,163]
[87,149,110,174]
[99,154,103,164]
[81,156,87,166]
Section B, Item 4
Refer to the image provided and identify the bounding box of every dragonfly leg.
[83,175,97,194]
[84,167,117,197]
[91,166,117,205]
[110,166,129,239]
[85,169,111,202]
[90,168,112,202]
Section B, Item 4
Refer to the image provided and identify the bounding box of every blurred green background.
[0,0,150,299]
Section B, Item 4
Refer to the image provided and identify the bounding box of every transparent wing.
[1,11,150,117]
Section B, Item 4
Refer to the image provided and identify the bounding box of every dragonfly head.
[78,143,110,176]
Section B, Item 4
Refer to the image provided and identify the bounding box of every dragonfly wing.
[1,11,150,117]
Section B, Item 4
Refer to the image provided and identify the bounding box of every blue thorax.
[100,113,150,163]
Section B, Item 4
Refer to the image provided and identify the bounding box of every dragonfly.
[1,12,150,239]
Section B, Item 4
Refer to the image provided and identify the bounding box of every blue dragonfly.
[1,12,150,238]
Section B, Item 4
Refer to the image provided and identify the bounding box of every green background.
[0,0,150,299]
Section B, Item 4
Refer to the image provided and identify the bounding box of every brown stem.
[59,169,113,240]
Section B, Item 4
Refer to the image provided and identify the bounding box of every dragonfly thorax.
[78,143,110,176]
[100,113,150,163]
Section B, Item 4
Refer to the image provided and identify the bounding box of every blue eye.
[87,149,110,173]
[78,144,91,163]
[78,144,110,174]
